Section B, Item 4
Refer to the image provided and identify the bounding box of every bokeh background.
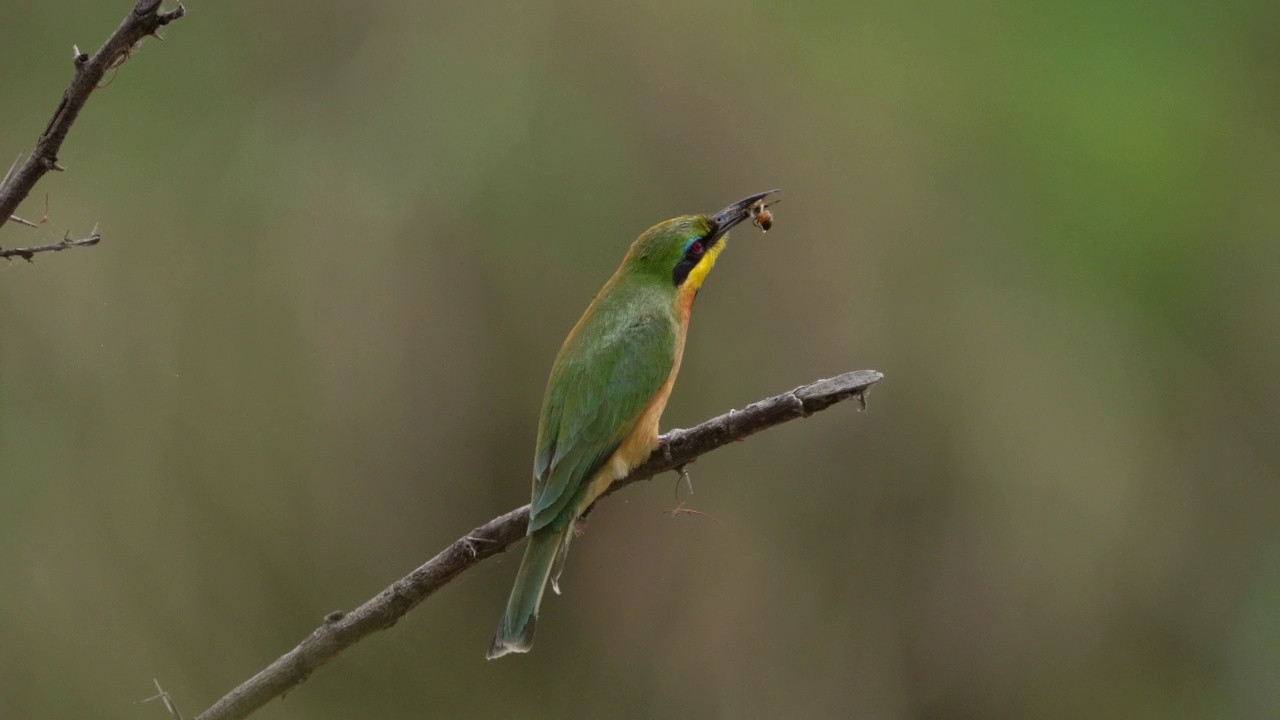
[2,1,1279,718]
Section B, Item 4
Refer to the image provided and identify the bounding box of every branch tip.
[159,2,187,25]
[0,231,102,262]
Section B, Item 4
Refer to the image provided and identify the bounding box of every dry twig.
[0,227,101,262]
[0,0,185,259]
[141,679,185,720]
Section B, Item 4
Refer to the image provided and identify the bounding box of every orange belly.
[580,294,693,510]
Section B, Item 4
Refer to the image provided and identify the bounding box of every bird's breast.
[583,305,689,506]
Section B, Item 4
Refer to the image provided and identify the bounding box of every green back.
[528,276,679,533]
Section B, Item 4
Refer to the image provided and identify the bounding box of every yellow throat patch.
[684,236,727,293]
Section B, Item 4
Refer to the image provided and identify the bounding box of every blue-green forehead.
[632,214,711,261]
[663,215,710,241]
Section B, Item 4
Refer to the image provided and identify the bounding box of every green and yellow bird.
[487,189,779,659]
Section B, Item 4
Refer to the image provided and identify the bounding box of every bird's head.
[624,190,780,293]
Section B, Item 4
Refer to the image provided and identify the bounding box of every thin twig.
[141,679,185,720]
[0,228,101,262]
[1,152,23,191]
[193,369,883,720]
[665,502,724,525]
[0,0,186,249]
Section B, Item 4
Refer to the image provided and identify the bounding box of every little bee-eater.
[487,189,780,659]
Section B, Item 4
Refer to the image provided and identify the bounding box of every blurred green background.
[3,1,1279,718]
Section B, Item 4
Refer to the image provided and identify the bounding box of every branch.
[0,228,101,262]
[192,369,883,720]
[0,0,185,253]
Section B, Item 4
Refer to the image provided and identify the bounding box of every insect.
[749,199,774,232]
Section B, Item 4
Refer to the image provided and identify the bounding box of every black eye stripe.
[672,258,697,286]
[672,236,710,286]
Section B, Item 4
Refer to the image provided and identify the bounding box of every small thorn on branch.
[673,463,695,498]
[141,678,185,720]
[461,533,496,559]
[2,151,24,191]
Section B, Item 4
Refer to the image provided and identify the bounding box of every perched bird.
[487,189,780,659]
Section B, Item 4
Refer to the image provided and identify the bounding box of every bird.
[487,189,779,659]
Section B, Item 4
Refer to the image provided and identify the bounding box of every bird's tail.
[487,526,565,659]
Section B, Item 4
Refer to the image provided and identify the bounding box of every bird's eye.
[689,240,704,256]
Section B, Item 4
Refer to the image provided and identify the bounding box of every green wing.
[529,306,676,533]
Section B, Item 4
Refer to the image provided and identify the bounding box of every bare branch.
[0,0,186,250]
[0,229,101,262]
[193,369,883,720]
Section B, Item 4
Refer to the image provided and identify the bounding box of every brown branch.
[191,369,883,720]
[0,0,185,254]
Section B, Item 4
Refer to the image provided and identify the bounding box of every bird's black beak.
[707,189,781,244]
